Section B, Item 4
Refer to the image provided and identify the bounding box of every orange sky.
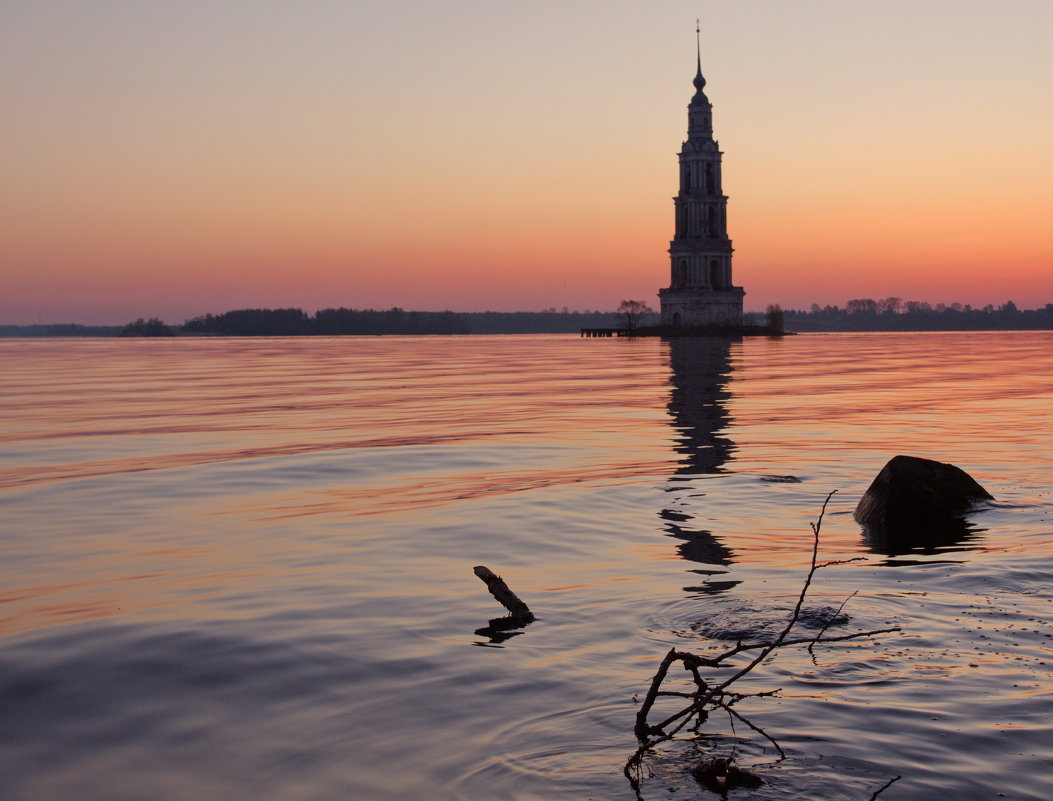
[1,1,1051,324]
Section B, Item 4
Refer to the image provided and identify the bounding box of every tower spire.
[696,19,702,77]
[693,19,706,93]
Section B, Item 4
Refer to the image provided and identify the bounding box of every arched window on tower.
[709,259,722,289]
[707,206,717,237]
[705,164,714,193]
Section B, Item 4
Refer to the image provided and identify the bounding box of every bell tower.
[659,23,744,327]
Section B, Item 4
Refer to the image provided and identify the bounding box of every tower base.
[660,287,745,327]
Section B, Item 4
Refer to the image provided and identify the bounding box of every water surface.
[2,332,1052,800]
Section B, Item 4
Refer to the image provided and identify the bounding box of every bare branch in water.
[718,701,786,760]
[809,589,859,656]
[473,565,534,622]
[867,774,903,799]
[626,490,905,799]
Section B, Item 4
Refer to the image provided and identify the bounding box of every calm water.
[2,332,1052,801]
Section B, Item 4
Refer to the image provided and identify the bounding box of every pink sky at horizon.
[2,1,1051,325]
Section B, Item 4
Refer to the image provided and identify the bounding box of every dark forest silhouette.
[173,307,622,336]
[168,300,1053,335]
[4,298,1053,336]
[180,307,471,336]
[121,317,174,337]
[782,298,1053,332]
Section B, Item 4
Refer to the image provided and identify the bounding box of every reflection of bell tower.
[660,338,739,592]
[666,337,735,474]
[659,23,745,328]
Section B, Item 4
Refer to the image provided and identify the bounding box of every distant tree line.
[180,307,471,336]
[0,323,121,337]
[121,317,174,337]
[464,309,619,334]
[177,307,621,336]
[1,308,617,337]
[7,299,1053,338]
[781,298,1053,332]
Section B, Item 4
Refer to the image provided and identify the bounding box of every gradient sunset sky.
[2,1,1051,325]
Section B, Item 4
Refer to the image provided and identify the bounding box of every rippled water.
[2,332,1052,800]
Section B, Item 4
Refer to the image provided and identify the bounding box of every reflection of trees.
[661,338,739,590]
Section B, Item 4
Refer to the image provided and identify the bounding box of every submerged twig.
[867,774,902,799]
[719,701,786,759]
[809,589,858,656]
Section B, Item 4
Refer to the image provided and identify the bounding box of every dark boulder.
[855,455,992,525]
[854,455,993,554]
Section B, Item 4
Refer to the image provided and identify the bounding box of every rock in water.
[691,757,763,793]
[854,455,993,528]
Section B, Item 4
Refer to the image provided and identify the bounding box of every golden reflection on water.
[3,331,1053,638]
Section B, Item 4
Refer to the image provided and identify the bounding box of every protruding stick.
[473,565,534,622]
